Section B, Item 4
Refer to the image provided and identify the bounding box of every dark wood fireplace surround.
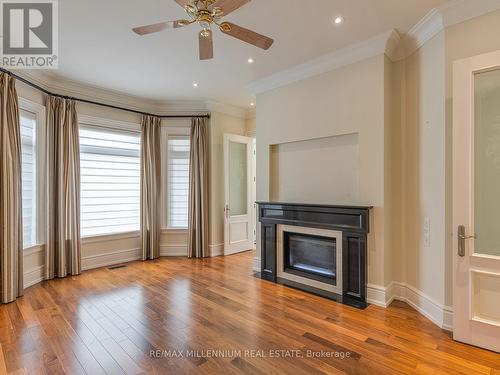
[257,202,371,309]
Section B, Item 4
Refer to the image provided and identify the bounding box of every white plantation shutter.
[80,126,141,237]
[167,136,190,228]
[20,110,37,248]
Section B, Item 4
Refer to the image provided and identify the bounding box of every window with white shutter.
[79,126,141,237]
[20,110,37,248]
[167,136,190,228]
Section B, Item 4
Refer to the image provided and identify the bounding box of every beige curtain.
[0,73,23,303]
[188,117,209,258]
[141,115,161,260]
[45,96,81,279]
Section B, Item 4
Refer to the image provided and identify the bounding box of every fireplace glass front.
[283,231,337,285]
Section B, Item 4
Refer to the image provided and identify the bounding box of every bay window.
[20,110,37,248]
[167,135,191,228]
[79,125,141,237]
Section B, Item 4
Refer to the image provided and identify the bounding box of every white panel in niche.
[230,222,248,244]
[471,270,500,327]
[270,133,359,204]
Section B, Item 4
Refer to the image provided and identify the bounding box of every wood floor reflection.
[0,251,499,374]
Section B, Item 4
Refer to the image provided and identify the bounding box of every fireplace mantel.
[257,202,371,309]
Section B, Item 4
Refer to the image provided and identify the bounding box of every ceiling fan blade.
[199,30,214,60]
[220,22,273,50]
[132,20,188,35]
[174,0,191,8]
[214,0,251,16]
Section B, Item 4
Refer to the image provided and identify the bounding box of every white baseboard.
[24,266,45,288]
[367,283,388,307]
[161,243,225,257]
[209,243,224,257]
[160,245,188,257]
[442,306,454,331]
[367,282,453,331]
[82,248,141,271]
[253,257,261,272]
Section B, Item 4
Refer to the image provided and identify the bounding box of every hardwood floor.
[1,251,499,374]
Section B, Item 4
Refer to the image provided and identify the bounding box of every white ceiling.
[55,0,447,109]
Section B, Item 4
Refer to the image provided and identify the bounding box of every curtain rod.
[0,68,210,119]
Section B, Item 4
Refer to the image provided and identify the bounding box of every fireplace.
[257,202,370,308]
[284,232,337,284]
[277,224,342,295]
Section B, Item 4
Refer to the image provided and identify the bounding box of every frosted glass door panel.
[229,142,248,216]
[474,69,500,256]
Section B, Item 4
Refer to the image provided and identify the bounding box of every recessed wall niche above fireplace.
[257,202,371,309]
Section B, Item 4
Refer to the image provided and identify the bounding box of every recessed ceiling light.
[333,16,344,25]
[248,58,254,64]
[250,102,255,107]
[193,82,198,87]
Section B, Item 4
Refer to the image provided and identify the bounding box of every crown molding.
[247,30,394,94]
[206,100,252,119]
[13,69,247,118]
[402,8,444,59]
[15,69,159,113]
[385,30,406,62]
[400,0,500,60]
[152,100,210,116]
[14,69,52,92]
[438,0,500,28]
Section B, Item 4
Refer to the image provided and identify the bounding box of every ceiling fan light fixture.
[199,20,211,29]
[200,28,211,38]
[134,0,274,60]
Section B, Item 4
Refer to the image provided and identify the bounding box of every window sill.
[161,228,188,235]
[82,231,140,244]
[24,244,44,256]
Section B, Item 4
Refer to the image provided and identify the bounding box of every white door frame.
[453,49,500,353]
[224,134,253,255]
[251,138,257,249]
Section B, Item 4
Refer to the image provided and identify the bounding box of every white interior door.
[224,134,253,255]
[453,50,500,353]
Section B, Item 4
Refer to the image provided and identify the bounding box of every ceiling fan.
[132,0,274,60]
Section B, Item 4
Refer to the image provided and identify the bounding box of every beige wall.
[209,111,247,249]
[245,117,256,136]
[384,57,404,286]
[402,32,446,305]
[256,55,389,286]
